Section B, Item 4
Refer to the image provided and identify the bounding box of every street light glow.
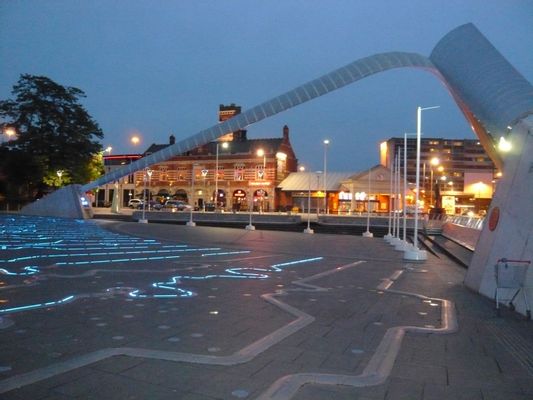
[430,157,440,166]
[131,135,140,145]
[498,136,512,152]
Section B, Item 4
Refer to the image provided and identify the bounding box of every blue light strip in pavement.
[0,295,75,315]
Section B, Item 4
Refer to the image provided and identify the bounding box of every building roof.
[144,137,285,157]
[278,172,356,191]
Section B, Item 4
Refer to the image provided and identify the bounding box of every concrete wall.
[465,117,533,316]
[20,185,93,219]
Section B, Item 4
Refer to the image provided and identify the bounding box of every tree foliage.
[0,74,104,201]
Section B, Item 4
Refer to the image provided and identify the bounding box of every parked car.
[162,200,192,211]
[128,199,144,208]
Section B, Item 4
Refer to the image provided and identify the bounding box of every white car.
[128,199,144,208]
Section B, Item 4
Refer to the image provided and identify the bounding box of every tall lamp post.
[429,157,440,208]
[257,148,266,213]
[404,105,439,261]
[215,141,229,210]
[146,169,153,211]
[301,166,314,234]
[56,170,64,187]
[187,164,197,226]
[139,168,149,224]
[323,139,330,214]
[362,167,373,237]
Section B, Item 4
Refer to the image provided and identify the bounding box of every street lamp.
[138,168,150,224]
[2,127,16,143]
[215,141,229,210]
[187,164,197,226]
[404,105,439,261]
[323,139,330,214]
[300,166,314,234]
[257,148,266,213]
[56,170,64,187]
[362,167,373,237]
[429,157,440,207]
[245,186,256,231]
[146,169,153,210]
[131,135,140,146]
[105,146,112,155]
[315,171,322,218]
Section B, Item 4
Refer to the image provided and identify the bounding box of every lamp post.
[187,164,197,226]
[384,151,394,242]
[315,171,322,218]
[215,142,229,210]
[362,167,373,237]
[257,148,266,213]
[139,168,149,224]
[323,139,330,214]
[146,169,153,210]
[397,133,416,250]
[245,187,256,231]
[429,157,440,208]
[404,105,439,261]
[300,166,314,234]
[56,170,64,187]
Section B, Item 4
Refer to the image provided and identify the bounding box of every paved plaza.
[0,215,532,399]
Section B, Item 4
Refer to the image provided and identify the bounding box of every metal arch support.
[82,23,533,192]
[82,52,437,192]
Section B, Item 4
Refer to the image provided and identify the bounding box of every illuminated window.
[234,164,245,181]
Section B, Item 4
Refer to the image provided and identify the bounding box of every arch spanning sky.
[82,23,533,191]
[1,1,532,173]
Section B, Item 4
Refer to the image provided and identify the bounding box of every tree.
[0,74,104,201]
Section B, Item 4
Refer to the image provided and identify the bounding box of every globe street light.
[323,139,330,214]
[131,135,140,146]
[404,105,439,261]
[56,170,64,187]
[215,141,229,210]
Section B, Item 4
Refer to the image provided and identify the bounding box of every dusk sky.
[1,1,532,172]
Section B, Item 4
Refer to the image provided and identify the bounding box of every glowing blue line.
[201,251,251,257]
[0,295,76,315]
[270,257,323,271]
[0,266,40,276]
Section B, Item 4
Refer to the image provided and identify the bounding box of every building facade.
[99,105,298,211]
[380,137,498,214]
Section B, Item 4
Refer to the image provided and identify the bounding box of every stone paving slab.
[0,215,532,399]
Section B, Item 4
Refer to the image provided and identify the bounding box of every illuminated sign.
[249,181,271,186]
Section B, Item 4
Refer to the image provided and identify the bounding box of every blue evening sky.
[1,1,532,172]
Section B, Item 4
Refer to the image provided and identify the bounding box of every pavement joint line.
[0,260,366,394]
[254,267,459,400]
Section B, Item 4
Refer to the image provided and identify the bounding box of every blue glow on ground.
[0,295,75,315]
[0,215,324,310]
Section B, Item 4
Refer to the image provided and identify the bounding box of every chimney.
[169,135,175,145]
[283,125,289,141]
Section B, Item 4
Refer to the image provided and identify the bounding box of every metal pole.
[405,105,438,260]
[403,134,408,243]
[187,164,196,226]
[384,147,394,241]
[323,140,329,214]
[139,168,148,223]
[304,172,314,234]
[215,143,219,210]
